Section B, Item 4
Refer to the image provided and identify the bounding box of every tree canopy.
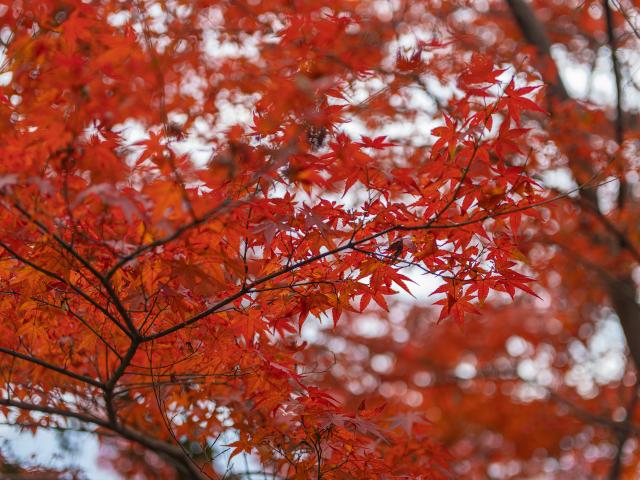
[0,0,639,478]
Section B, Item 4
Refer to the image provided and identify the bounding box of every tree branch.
[0,346,104,388]
[504,0,640,374]
[504,0,569,100]
[608,385,638,480]
[11,202,138,335]
[603,0,627,210]
[0,396,208,479]
[0,240,132,338]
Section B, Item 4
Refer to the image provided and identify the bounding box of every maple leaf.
[388,411,430,437]
[358,135,397,149]
[135,131,166,166]
[459,53,506,86]
[501,84,546,125]
[225,436,254,461]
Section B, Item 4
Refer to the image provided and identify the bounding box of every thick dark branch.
[603,0,627,210]
[545,388,640,437]
[604,0,625,146]
[117,422,209,479]
[0,346,104,388]
[0,396,207,479]
[430,366,640,437]
[105,343,138,391]
[103,341,139,430]
[608,386,638,480]
[578,197,640,264]
[504,0,640,374]
[504,0,569,100]
[0,397,111,429]
[608,277,640,371]
[0,420,117,437]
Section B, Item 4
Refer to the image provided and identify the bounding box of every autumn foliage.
[0,0,638,479]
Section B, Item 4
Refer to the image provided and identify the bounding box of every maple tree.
[0,0,637,478]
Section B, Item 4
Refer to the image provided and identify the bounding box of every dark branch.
[504,0,569,100]
[12,202,138,335]
[603,0,627,209]
[0,346,104,388]
[0,240,132,338]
